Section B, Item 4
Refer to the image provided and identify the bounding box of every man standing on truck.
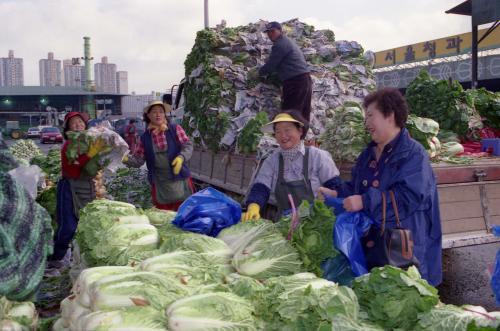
[259,21,313,122]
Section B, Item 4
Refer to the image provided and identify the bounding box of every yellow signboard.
[374,27,500,68]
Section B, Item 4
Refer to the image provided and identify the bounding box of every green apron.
[68,175,95,216]
[274,147,315,218]
[152,143,190,204]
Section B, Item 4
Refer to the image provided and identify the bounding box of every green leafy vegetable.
[259,273,359,330]
[237,112,269,154]
[36,186,57,224]
[467,87,500,130]
[406,70,482,137]
[8,139,42,164]
[105,167,152,209]
[277,200,338,277]
[352,265,440,330]
[30,148,61,183]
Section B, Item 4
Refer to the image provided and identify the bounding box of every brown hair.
[363,88,408,128]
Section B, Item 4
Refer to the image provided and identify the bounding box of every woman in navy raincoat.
[320,88,442,286]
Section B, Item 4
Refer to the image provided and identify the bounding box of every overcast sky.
[0,0,472,94]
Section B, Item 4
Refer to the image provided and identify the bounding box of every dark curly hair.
[363,87,408,128]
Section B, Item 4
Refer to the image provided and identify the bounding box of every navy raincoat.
[333,128,442,286]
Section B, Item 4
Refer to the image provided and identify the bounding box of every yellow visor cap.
[261,113,304,134]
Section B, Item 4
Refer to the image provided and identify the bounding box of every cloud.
[0,0,473,93]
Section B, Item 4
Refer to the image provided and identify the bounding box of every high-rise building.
[116,71,128,94]
[39,52,62,87]
[63,58,85,87]
[94,56,117,93]
[0,50,24,86]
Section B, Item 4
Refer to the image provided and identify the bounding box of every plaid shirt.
[133,125,190,158]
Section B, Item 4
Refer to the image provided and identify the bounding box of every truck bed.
[188,149,500,247]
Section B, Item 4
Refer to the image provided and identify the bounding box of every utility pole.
[204,0,209,28]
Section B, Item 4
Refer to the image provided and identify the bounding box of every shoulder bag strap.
[380,191,386,235]
[389,190,402,227]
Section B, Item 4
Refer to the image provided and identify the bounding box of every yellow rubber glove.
[242,203,260,222]
[87,138,106,158]
[171,156,184,175]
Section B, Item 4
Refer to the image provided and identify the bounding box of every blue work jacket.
[335,128,442,286]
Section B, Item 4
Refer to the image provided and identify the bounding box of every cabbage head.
[77,306,167,331]
[159,228,233,267]
[232,222,302,279]
[260,273,359,330]
[144,208,177,226]
[217,219,267,252]
[93,223,159,266]
[89,271,188,311]
[72,266,135,308]
[76,199,138,266]
[139,250,228,286]
[415,304,500,331]
[353,266,439,330]
[166,292,257,331]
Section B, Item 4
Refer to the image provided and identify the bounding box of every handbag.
[363,190,419,270]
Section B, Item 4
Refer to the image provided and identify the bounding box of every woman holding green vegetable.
[242,110,340,221]
[47,112,105,268]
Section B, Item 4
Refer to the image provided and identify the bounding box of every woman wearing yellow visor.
[242,110,340,220]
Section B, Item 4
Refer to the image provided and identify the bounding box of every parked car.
[27,127,41,138]
[113,118,145,139]
[40,127,63,144]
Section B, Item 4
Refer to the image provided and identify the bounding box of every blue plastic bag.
[334,211,373,276]
[323,197,373,277]
[324,196,345,215]
[491,226,500,305]
[321,254,356,286]
[172,187,242,237]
